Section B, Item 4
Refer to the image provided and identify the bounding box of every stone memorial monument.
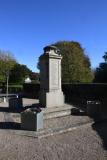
[39,45,64,108]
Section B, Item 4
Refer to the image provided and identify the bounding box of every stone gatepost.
[39,45,64,108]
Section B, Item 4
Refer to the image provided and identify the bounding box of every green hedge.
[62,83,107,108]
[9,85,23,93]
[23,83,40,98]
[22,83,107,102]
[1,85,23,93]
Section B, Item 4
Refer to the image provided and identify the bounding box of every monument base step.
[42,104,73,119]
[8,117,93,139]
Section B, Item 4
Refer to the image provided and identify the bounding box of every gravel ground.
[0,123,106,160]
[0,99,106,160]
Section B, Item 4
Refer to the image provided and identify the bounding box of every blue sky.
[0,0,107,72]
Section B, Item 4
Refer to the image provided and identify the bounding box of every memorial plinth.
[39,46,64,108]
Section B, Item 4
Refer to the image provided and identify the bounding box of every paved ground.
[0,98,106,160]
[0,98,39,107]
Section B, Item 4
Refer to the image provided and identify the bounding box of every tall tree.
[94,52,107,82]
[0,50,16,96]
[9,64,32,84]
[9,63,39,84]
[53,41,93,83]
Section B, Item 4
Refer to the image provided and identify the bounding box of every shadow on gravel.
[0,103,41,113]
[0,107,10,112]
[89,103,107,151]
[0,107,22,113]
[72,112,86,116]
[0,122,21,130]
[92,120,107,150]
[69,100,107,151]
[23,103,43,110]
[71,108,86,116]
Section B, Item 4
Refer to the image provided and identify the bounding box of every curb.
[8,120,94,139]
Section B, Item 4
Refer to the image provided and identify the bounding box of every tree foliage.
[9,64,31,83]
[53,41,93,83]
[94,52,107,83]
[0,50,16,83]
[9,63,39,84]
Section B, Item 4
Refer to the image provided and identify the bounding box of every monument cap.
[44,45,60,55]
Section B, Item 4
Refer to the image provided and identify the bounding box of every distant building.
[25,77,31,83]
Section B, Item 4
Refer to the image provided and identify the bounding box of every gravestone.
[39,45,64,108]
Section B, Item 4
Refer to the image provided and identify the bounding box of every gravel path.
[0,123,106,160]
[0,99,106,160]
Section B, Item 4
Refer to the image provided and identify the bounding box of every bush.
[23,83,40,98]
[22,83,107,102]
[8,85,23,93]
[1,85,23,94]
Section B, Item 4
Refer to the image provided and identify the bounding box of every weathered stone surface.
[42,104,73,119]
[21,109,43,131]
[39,45,64,108]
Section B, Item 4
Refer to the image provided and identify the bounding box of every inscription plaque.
[50,59,59,88]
